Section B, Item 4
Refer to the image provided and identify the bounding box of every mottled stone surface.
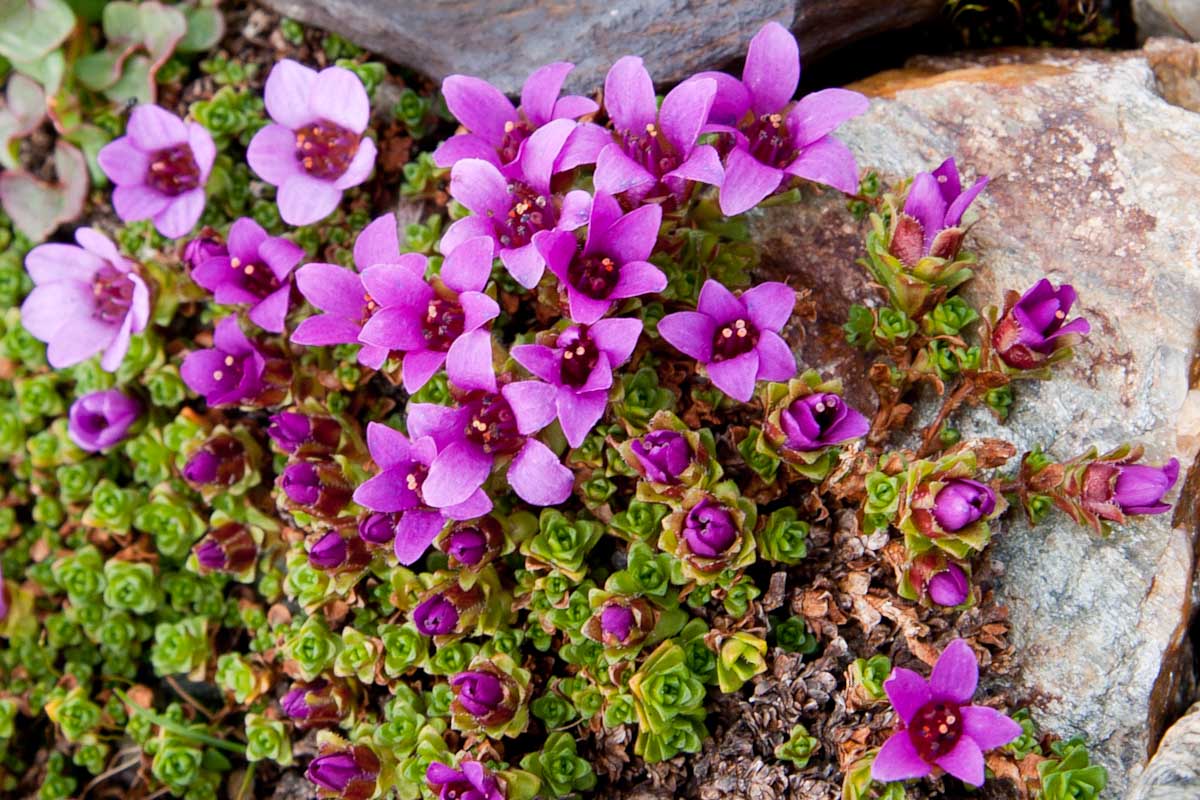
[752,41,1200,795]
[1137,0,1200,40]
[1130,701,1200,800]
[254,0,942,95]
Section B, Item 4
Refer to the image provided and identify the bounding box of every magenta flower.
[780,393,869,451]
[537,192,666,324]
[893,158,988,264]
[291,214,414,369]
[68,389,140,452]
[932,480,996,532]
[426,760,505,800]
[413,594,458,636]
[357,512,400,547]
[247,59,377,225]
[658,279,797,402]
[307,746,379,797]
[600,603,636,643]
[444,525,490,566]
[630,430,693,484]
[872,639,1021,787]
[180,316,266,407]
[20,228,150,370]
[683,498,739,557]
[190,217,304,333]
[595,57,723,204]
[510,317,642,447]
[450,671,504,717]
[443,122,593,289]
[434,62,603,174]
[352,422,492,565]
[97,104,215,239]
[358,237,500,394]
[928,564,969,607]
[695,22,868,216]
[183,235,226,270]
[308,531,349,570]
[193,523,257,574]
[407,383,574,508]
[1082,458,1180,519]
[992,280,1091,370]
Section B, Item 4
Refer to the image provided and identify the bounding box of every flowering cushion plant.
[0,15,1175,800]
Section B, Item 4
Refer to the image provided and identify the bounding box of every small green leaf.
[177,6,223,53]
[0,0,75,63]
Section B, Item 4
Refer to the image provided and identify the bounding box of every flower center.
[229,256,281,299]
[908,701,963,762]
[624,122,680,179]
[559,331,600,388]
[495,182,554,249]
[405,464,429,502]
[811,396,839,430]
[209,353,245,394]
[498,118,534,164]
[146,144,201,196]
[711,318,759,361]
[294,120,361,180]
[743,113,798,169]
[421,297,466,352]
[92,264,136,323]
[463,394,522,456]
[568,253,620,300]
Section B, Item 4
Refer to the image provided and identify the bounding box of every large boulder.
[1130,701,1200,800]
[1136,0,1200,40]
[253,0,942,94]
[751,41,1200,795]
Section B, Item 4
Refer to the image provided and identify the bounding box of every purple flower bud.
[450,670,504,717]
[630,430,692,484]
[269,411,342,453]
[1114,460,1180,515]
[192,522,258,574]
[281,686,310,719]
[932,479,996,532]
[413,594,458,636]
[927,564,969,607]
[280,680,342,730]
[67,390,141,452]
[195,539,225,570]
[357,512,399,546]
[0,562,7,622]
[309,532,348,570]
[600,603,635,643]
[283,461,322,505]
[183,235,227,270]
[683,498,738,557]
[307,752,367,794]
[183,449,221,484]
[992,279,1090,370]
[446,526,487,566]
[779,392,869,451]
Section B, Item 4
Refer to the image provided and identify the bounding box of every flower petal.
[660,76,715,155]
[754,330,797,382]
[264,59,318,129]
[406,403,469,447]
[609,260,667,299]
[705,350,759,402]
[248,285,291,333]
[961,705,1023,752]
[665,144,724,187]
[743,21,799,115]
[518,117,575,195]
[188,123,217,179]
[362,262,433,309]
[883,667,932,724]
[247,124,302,186]
[152,189,205,239]
[449,158,510,218]
[310,66,370,132]
[499,241,545,289]
[433,133,501,169]
[560,189,593,231]
[446,329,496,392]
[47,315,114,368]
[788,88,869,146]
[127,104,188,150]
[333,136,377,190]
[112,184,169,222]
[424,440,493,508]
[741,281,795,331]
[401,349,447,394]
[392,509,445,565]
[566,289,612,326]
[359,307,426,351]
[442,75,517,145]
[556,122,611,171]
[441,235,495,294]
[366,421,411,468]
[604,56,657,134]
[589,316,643,366]
[786,135,860,194]
[944,176,989,229]
[509,439,573,506]
[25,244,103,285]
[657,311,714,362]
[871,731,932,783]
[522,61,573,125]
[295,262,364,316]
[20,280,93,341]
[557,388,607,448]
[502,380,558,434]
[277,174,342,226]
[353,468,411,512]
[697,278,746,324]
[935,736,985,787]
[354,213,401,270]
[291,314,361,346]
[719,147,784,216]
[692,71,751,126]
[594,143,656,198]
[459,291,500,330]
[602,203,662,264]
[97,137,149,185]
[511,343,561,383]
[929,639,979,705]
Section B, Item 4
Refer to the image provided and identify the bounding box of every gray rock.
[1130,701,1200,800]
[1136,0,1200,40]
[254,0,942,95]
[751,42,1200,796]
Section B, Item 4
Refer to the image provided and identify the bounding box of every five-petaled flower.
[425,760,505,800]
[595,56,724,205]
[68,389,141,453]
[291,214,408,369]
[537,192,667,324]
[358,236,500,394]
[696,21,868,216]
[98,104,216,239]
[435,62,604,176]
[190,217,304,333]
[872,639,1021,786]
[658,279,797,402]
[248,59,377,225]
[21,228,150,370]
[891,158,988,266]
[511,317,643,447]
[180,316,267,406]
[991,279,1091,370]
[352,422,492,565]
[406,382,574,507]
[780,392,870,451]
